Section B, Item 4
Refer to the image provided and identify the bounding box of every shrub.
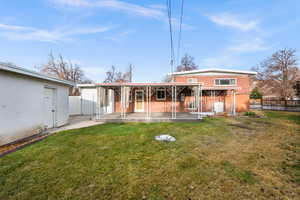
[245,111,256,117]
[250,87,263,99]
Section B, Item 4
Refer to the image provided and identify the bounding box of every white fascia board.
[0,62,74,86]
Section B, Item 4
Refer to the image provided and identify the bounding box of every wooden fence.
[250,99,300,111]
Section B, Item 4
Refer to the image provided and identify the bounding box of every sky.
[0,0,300,82]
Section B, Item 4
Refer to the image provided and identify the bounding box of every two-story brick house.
[79,68,256,121]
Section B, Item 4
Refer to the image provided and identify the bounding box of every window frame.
[187,78,198,83]
[156,88,166,101]
[214,78,237,86]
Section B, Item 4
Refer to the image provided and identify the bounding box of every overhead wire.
[177,0,185,67]
[166,0,175,75]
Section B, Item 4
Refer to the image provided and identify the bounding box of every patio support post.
[149,86,152,119]
[120,86,122,119]
[121,86,124,119]
[97,87,101,120]
[146,86,149,120]
[211,90,213,113]
[174,85,177,119]
[103,88,108,114]
[171,85,174,119]
[197,85,200,119]
[200,85,203,117]
[233,89,236,116]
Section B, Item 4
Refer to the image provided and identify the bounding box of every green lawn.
[0,111,299,200]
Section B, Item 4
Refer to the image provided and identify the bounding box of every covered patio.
[97,112,200,122]
[95,82,204,121]
[93,82,239,122]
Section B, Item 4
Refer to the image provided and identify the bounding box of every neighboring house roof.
[170,68,257,76]
[0,62,74,86]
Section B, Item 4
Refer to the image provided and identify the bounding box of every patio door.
[135,90,144,112]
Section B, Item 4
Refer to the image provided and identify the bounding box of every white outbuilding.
[0,63,74,146]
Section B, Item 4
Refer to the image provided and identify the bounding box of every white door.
[44,88,55,128]
[135,90,144,112]
[214,102,224,113]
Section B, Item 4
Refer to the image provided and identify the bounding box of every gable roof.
[170,68,257,76]
[0,62,74,86]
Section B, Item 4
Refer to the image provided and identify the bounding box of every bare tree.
[104,64,134,83]
[39,53,92,84]
[162,75,172,82]
[124,63,134,82]
[253,48,300,99]
[176,53,198,72]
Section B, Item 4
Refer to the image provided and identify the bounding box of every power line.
[177,0,185,67]
[166,0,175,75]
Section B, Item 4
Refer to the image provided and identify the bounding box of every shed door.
[44,88,56,128]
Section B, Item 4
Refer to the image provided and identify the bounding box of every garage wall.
[0,71,70,146]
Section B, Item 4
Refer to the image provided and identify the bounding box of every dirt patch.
[0,133,51,157]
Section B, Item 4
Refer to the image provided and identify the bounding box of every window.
[215,78,236,86]
[156,88,166,100]
[187,78,198,83]
[187,101,197,110]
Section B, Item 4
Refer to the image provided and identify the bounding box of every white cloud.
[149,4,166,10]
[228,38,270,53]
[50,0,196,32]
[50,0,165,19]
[170,18,195,31]
[200,55,243,68]
[104,30,134,43]
[208,12,258,32]
[0,23,112,42]
[0,23,34,31]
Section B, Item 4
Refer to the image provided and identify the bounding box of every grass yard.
[0,111,299,200]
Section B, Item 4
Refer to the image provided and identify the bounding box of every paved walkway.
[49,115,104,133]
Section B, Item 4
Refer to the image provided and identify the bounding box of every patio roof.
[78,82,240,90]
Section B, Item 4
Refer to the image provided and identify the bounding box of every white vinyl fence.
[69,96,82,115]
[69,88,114,116]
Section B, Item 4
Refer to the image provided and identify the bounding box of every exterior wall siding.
[0,71,69,146]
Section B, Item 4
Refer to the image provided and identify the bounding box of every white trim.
[135,90,144,112]
[156,88,166,101]
[170,68,257,76]
[214,78,237,86]
[0,62,74,86]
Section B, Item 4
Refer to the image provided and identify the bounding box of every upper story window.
[156,88,166,100]
[187,78,198,83]
[215,78,236,86]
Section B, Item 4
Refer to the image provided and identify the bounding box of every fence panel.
[69,96,82,115]
[259,99,300,111]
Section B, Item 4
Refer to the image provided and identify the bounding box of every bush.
[250,87,263,99]
[245,111,256,117]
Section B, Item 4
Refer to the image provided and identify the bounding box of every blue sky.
[0,0,300,82]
